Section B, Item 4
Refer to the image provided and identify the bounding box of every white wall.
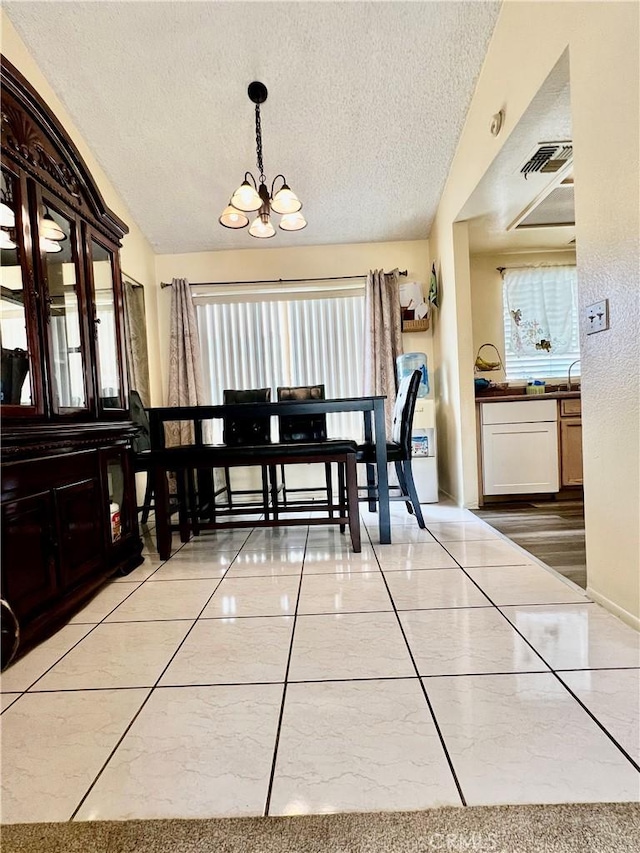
[430,1,639,626]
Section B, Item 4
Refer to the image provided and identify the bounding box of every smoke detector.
[519,141,573,179]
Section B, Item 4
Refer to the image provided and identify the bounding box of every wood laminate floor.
[473,499,586,589]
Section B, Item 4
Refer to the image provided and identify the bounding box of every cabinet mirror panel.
[0,169,33,407]
[91,239,122,409]
[40,204,87,411]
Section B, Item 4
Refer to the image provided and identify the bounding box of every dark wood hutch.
[1,57,143,667]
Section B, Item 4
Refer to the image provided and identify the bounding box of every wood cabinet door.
[561,418,583,486]
[54,478,105,590]
[482,422,560,495]
[1,491,58,621]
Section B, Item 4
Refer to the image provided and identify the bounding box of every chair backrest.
[223,388,271,446]
[277,384,327,443]
[390,370,421,455]
[129,389,151,453]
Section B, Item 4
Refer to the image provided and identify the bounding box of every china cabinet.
[0,57,143,666]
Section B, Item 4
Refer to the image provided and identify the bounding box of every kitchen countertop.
[475,388,581,403]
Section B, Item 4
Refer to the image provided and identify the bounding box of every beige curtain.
[166,278,206,446]
[122,277,150,407]
[364,268,404,432]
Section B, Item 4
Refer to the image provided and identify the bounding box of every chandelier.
[219,82,306,238]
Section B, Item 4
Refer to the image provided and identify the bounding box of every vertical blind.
[502,266,580,379]
[196,293,365,441]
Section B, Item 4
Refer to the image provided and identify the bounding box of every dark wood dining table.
[146,395,392,545]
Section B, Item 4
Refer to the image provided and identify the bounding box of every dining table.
[146,394,392,545]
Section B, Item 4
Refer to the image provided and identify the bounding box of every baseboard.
[586,586,640,632]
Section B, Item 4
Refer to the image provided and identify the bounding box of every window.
[196,288,365,441]
[502,265,580,380]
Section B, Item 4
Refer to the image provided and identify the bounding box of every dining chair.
[356,369,425,527]
[277,384,335,513]
[130,390,190,527]
[221,387,277,513]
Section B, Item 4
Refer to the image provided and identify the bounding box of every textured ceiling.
[460,53,575,254]
[5,1,500,254]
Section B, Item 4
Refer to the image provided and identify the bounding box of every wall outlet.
[585,299,609,334]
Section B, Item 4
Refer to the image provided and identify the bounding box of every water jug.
[397,353,429,397]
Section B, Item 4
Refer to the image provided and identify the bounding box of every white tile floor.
[1,503,639,824]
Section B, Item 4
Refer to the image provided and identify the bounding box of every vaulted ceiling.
[5,1,501,254]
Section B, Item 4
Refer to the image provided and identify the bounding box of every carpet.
[3,803,639,853]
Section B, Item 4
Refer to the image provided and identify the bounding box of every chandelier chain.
[255,105,266,183]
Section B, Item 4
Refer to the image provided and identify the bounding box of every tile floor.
[1,503,639,824]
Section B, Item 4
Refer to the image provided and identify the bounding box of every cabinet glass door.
[0,168,36,410]
[39,201,88,412]
[91,238,123,410]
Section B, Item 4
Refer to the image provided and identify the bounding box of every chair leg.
[187,468,200,536]
[224,466,233,511]
[154,466,171,561]
[269,465,279,521]
[176,470,190,543]
[140,474,154,524]
[394,461,414,516]
[345,455,361,553]
[403,459,426,528]
[366,462,377,511]
[325,462,333,518]
[261,467,270,520]
[337,462,346,533]
[280,464,288,505]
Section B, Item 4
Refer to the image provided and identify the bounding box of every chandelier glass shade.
[219,82,306,238]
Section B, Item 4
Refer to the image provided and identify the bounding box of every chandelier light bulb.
[0,228,17,250]
[219,204,249,229]
[271,184,302,215]
[230,180,262,212]
[279,211,307,232]
[0,201,15,229]
[248,214,276,239]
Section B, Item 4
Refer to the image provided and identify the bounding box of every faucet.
[567,360,581,392]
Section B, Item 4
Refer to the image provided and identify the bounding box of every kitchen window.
[502,265,580,380]
[195,285,365,441]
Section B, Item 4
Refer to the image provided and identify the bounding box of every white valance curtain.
[503,266,578,356]
[502,265,580,379]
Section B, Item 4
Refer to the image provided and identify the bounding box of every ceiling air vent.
[519,142,573,179]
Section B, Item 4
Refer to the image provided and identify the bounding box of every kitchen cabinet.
[560,399,583,486]
[0,57,143,665]
[481,400,559,496]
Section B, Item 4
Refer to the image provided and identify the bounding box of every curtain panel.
[363,268,404,433]
[122,276,151,407]
[166,278,206,446]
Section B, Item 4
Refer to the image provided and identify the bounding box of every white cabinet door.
[482,422,559,495]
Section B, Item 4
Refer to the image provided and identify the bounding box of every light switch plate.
[585,299,609,334]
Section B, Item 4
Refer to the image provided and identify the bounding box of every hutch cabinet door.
[54,478,105,590]
[87,233,128,415]
[35,190,93,417]
[1,491,58,621]
[0,166,44,416]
